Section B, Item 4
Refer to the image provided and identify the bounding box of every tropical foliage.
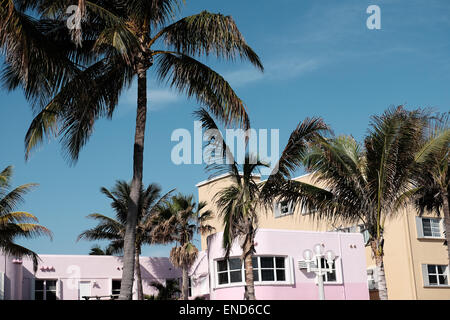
[1,0,262,299]
[153,193,213,300]
[0,166,51,271]
[412,112,450,262]
[78,180,173,299]
[147,279,181,300]
[261,106,445,300]
[88,244,115,255]
[196,107,329,300]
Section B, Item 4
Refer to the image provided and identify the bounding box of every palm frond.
[156,52,250,129]
[158,11,263,70]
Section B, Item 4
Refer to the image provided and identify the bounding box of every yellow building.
[197,173,450,300]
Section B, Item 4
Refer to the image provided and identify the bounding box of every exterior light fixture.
[301,245,336,300]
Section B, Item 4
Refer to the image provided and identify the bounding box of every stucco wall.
[197,172,450,300]
[1,254,181,300]
[202,229,369,300]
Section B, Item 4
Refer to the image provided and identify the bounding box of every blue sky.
[1,0,449,257]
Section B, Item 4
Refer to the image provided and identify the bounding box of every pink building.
[190,229,369,300]
[0,254,181,300]
[0,229,369,300]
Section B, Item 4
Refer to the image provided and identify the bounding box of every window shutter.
[288,201,295,214]
[289,257,295,285]
[58,279,62,300]
[415,216,424,238]
[421,264,429,286]
[0,272,4,300]
[209,260,216,289]
[30,278,35,300]
[439,218,445,238]
[335,257,343,284]
[273,202,281,218]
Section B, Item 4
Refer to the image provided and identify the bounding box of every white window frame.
[274,200,295,218]
[34,279,59,300]
[416,217,444,239]
[422,264,449,287]
[214,255,292,289]
[318,257,338,284]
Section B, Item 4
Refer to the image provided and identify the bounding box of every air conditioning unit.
[298,260,317,270]
[368,279,378,290]
[367,269,378,290]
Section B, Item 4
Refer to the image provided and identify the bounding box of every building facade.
[0,254,181,300]
[191,230,369,300]
[0,227,369,300]
[196,173,450,300]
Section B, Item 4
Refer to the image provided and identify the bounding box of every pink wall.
[196,229,369,300]
[2,229,369,300]
[1,254,181,300]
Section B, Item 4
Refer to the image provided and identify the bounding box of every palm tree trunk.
[135,247,144,300]
[119,67,147,300]
[181,267,189,300]
[442,192,450,269]
[375,255,388,300]
[243,238,256,300]
[370,240,388,300]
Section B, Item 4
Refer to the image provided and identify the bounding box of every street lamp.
[302,244,335,300]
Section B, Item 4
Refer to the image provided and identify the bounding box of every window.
[35,279,57,300]
[423,264,449,286]
[274,200,294,218]
[253,256,286,282]
[188,277,192,297]
[280,200,293,216]
[111,280,121,297]
[216,256,288,286]
[217,258,242,285]
[422,218,442,238]
[331,224,370,245]
[319,258,337,283]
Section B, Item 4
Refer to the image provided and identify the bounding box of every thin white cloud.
[120,81,182,114]
[223,57,321,87]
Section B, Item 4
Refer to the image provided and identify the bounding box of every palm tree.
[1,1,263,299]
[78,180,173,300]
[195,108,329,300]
[413,113,450,265]
[0,166,52,271]
[148,278,181,300]
[262,106,438,300]
[88,244,115,255]
[153,193,213,300]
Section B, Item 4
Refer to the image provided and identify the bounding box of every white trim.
[213,256,292,289]
[209,259,216,290]
[289,257,295,285]
[196,172,261,188]
[417,217,445,239]
[291,173,312,181]
[422,264,449,287]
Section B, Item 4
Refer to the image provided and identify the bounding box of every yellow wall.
[197,173,450,300]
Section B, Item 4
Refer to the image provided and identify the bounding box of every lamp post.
[302,244,335,300]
